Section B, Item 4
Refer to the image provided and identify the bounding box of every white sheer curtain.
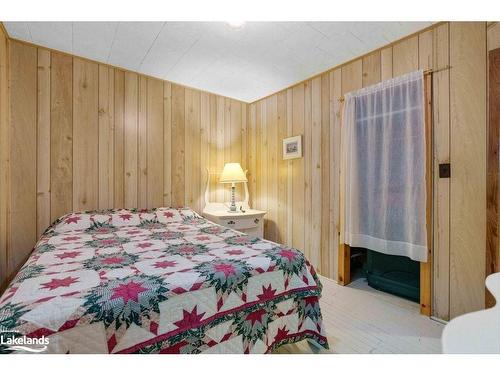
[340,70,428,262]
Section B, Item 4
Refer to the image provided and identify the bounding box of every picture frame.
[282,135,302,160]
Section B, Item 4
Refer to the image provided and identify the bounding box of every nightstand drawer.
[222,217,261,230]
[202,208,266,238]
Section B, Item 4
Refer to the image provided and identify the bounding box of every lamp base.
[228,184,237,212]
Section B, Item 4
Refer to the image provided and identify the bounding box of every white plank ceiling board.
[4,22,31,41]
[73,22,118,62]
[108,22,164,71]
[28,22,73,54]
[3,21,432,102]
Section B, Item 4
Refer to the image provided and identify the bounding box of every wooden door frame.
[337,73,433,316]
[486,47,500,308]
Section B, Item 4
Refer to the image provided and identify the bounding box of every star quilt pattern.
[0,208,328,354]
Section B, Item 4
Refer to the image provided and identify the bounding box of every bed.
[0,208,327,354]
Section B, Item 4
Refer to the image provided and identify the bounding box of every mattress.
[0,207,328,354]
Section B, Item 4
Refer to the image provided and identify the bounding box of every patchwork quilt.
[0,208,328,354]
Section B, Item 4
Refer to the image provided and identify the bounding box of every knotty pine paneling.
[171,84,185,208]
[431,23,451,320]
[50,52,73,221]
[393,35,419,76]
[73,58,99,211]
[449,22,487,317]
[124,72,139,208]
[36,49,51,238]
[9,41,37,279]
[98,65,115,210]
[1,40,247,291]
[0,26,9,290]
[138,77,148,208]
[146,78,164,209]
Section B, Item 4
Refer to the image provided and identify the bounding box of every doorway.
[337,73,433,315]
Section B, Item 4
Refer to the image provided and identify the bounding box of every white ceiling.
[4,22,432,102]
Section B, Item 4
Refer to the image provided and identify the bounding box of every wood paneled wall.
[0,26,9,294]
[0,40,247,291]
[247,22,488,320]
[449,22,487,318]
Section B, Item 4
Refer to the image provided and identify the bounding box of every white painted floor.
[275,275,444,354]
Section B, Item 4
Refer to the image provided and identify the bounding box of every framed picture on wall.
[282,135,302,160]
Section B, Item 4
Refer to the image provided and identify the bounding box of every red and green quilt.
[0,208,328,353]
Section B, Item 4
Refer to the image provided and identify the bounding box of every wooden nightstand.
[202,207,267,237]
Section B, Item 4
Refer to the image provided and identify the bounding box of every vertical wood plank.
[432,23,451,320]
[393,36,419,76]
[247,103,257,209]
[342,60,363,94]
[209,95,218,203]
[138,76,147,209]
[420,29,435,317]
[200,92,210,211]
[146,78,164,208]
[419,29,435,71]
[304,81,312,260]
[98,65,115,210]
[338,61,362,285]
[163,81,172,207]
[193,90,201,212]
[449,22,487,317]
[113,70,125,208]
[171,84,185,207]
[241,104,247,176]
[73,58,98,211]
[259,100,268,231]
[185,89,201,212]
[311,76,322,270]
[292,84,305,252]
[224,99,232,203]
[286,89,293,247]
[330,69,342,281]
[50,52,73,221]
[37,49,51,237]
[216,97,225,203]
[362,51,381,87]
[266,95,278,242]
[381,47,393,81]
[320,73,331,277]
[421,73,433,316]
[255,102,262,211]
[124,72,138,208]
[0,29,9,289]
[277,91,288,244]
[230,100,243,201]
[9,41,37,273]
[184,89,193,209]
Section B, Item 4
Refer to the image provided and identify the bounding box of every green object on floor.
[363,249,420,303]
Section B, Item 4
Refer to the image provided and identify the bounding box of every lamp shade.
[219,163,247,184]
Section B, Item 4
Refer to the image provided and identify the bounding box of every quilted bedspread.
[0,208,328,354]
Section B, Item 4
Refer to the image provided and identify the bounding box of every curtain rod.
[338,65,451,103]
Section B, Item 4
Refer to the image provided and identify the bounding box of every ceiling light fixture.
[226,20,246,29]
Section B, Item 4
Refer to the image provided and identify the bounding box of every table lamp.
[219,163,248,212]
